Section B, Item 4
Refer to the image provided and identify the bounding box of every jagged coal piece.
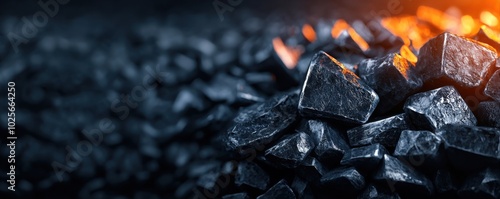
[296,156,327,184]
[347,113,410,148]
[459,167,500,199]
[264,132,315,168]
[298,51,379,124]
[340,143,388,174]
[256,179,295,199]
[485,70,500,102]
[475,101,500,128]
[393,130,444,171]
[320,166,366,196]
[404,86,477,131]
[235,161,270,191]
[299,120,349,165]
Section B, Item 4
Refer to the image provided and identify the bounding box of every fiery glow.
[348,28,370,52]
[481,11,499,27]
[272,37,303,69]
[331,19,369,51]
[393,54,411,79]
[480,25,500,43]
[417,6,460,31]
[302,24,317,43]
[399,45,418,65]
[331,19,350,38]
[381,16,433,49]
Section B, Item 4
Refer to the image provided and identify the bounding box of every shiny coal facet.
[298,51,379,124]
[347,113,410,148]
[358,53,422,113]
[222,193,251,199]
[225,91,299,151]
[394,130,444,171]
[291,177,314,199]
[235,161,270,191]
[256,179,295,199]
[416,32,497,88]
[264,132,315,168]
[459,167,500,199]
[485,70,500,102]
[404,86,477,131]
[373,155,434,197]
[320,166,366,195]
[340,143,388,173]
[300,120,349,164]
[296,156,327,183]
[476,101,500,128]
[436,124,500,171]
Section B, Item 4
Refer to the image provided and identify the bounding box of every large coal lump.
[256,179,295,199]
[404,86,477,131]
[393,130,444,171]
[264,132,315,168]
[300,120,349,164]
[347,113,410,148]
[458,167,500,199]
[320,166,366,196]
[373,155,434,197]
[298,51,379,124]
[225,91,299,151]
[235,161,270,191]
[340,143,388,173]
[296,156,327,183]
[358,53,422,113]
[436,124,500,171]
[416,32,497,88]
[475,101,500,128]
[485,70,500,102]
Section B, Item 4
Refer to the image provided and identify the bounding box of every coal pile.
[1,2,500,199]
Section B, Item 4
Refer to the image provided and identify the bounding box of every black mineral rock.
[459,167,500,199]
[485,70,500,102]
[404,86,477,131]
[320,166,366,195]
[235,161,270,191]
[296,156,327,183]
[222,193,251,199]
[340,143,388,173]
[393,130,444,171]
[358,53,422,113]
[291,177,314,199]
[256,179,295,199]
[416,32,497,88]
[434,170,459,197]
[436,124,500,171]
[300,120,349,164]
[298,51,379,124]
[264,132,315,168]
[226,91,299,151]
[347,113,410,148]
[475,101,500,128]
[358,184,401,199]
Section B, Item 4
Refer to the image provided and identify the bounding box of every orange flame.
[480,25,500,43]
[381,16,433,49]
[481,11,499,28]
[302,24,317,43]
[272,37,303,69]
[331,19,369,51]
[399,45,418,65]
[393,54,411,79]
[331,19,350,38]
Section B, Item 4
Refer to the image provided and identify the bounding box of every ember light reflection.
[272,37,303,69]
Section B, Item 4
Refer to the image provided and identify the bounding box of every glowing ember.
[331,19,350,38]
[331,19,369,51]
[392,54,411,79]
[480,25,500,43]
[481,11,499,28]
[302,24,317,43]
[417,6,460,32]
[272,37,303,69]
[399,45,418,65]
[381,16,433,49]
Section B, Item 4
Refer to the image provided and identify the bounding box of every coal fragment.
[358,184,401,199]
[434,170,459,197]
[404,86,477,131]
[300,120,349,164]
[459,167,500,199]
[235,161,269,191]
[298,51,379,124]
[393,130,444,171]
[320,166,366,195]
[436,124,500,171]
[358,53,422,113]
[475,101,500,128]
[296,156,327,183]
[416,32,497,87]
[474,25,500,53]
[485,70,500,102]
[222,193,250,199]
[340,143,388,173]
[226,91,299,151]
[347,113,410,148]
[373,155,434,197]
[264,132,315,168]
[256,179,295,199]
[291,177,314,199]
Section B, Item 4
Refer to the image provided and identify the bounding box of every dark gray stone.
[347,113,410,148]
[416,32,497,88]
[485,70,500,102]
[225,91,299,151]
[459,167,500,199]
[434,170,459,197]
[256,179,295,199]
[436,124,500,171]
[298,51,379,124]
[373,155,434,197]
[358,184,401,199]
[300,120,349,164]
[235,161,269,191]
[222,193,250,199]
[358,53,422,113]
[291,177,314,199]
[393,130,444,171]
[264,132,315,168]
[296,156,327,183]
[341,143,388,173]
[404,86,477,131]
[320,166,366,195]
[476,101,500,128]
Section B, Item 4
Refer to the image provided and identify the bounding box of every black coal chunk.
[340,143,388,173]
[296,156,327,184]
[347,113,410,148]
[476,101,500,128]
[485,70,500,102]
[300,120,349,164]
[434,170,459,197]
[320,166,365,195]
[225,90,299,151]
[264,132,315,168]
[416,32,497,88]
[393,130,444,171]
[291,177,314,199]
[459,167,500,199]
[222,193,251,199]
[404,86,477,131]
[198,73,264,104]
[359,184,401,199]
[373,155,434,197]
[235,161,270,191]
[358,53,422,113]
[298,51,379,124]
[256,179,295,199]
[436,124,500,171]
